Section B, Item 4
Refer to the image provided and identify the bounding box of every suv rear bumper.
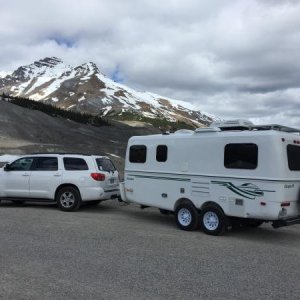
[81,186,120,201]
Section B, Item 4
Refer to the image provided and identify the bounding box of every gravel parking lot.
[0,200,299,300]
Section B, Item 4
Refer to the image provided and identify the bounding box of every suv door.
[29,156,62,199]
[2,157,34,198]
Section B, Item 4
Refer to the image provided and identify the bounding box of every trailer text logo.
[211,181,275,200]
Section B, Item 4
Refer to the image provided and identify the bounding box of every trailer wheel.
[200,205,227,236]
[175,202,199,231]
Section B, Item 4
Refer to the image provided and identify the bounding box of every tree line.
[1,93,110,127]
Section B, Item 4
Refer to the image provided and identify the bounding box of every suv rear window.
[287,145,300,171]
[96,158,116,172]
[63,157,89,170]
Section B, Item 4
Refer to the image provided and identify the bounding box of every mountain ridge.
[0,57,216,127]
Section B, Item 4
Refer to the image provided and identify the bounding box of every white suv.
[0,154,120,211]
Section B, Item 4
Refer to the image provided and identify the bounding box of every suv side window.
[8,158,34,171]
[224,143,258,169]
[33,157,58,171]
[63,157,89,170]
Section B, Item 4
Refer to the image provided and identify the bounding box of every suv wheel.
[56,187,81,212]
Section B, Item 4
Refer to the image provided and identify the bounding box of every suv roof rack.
[26,153,97,156]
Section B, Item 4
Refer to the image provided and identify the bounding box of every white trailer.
[120,120,300,235]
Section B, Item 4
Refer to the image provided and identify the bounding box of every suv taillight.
[91,173,105,181]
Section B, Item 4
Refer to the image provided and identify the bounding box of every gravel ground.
[0,200,299,300]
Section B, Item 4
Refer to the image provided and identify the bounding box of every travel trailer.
[120,120,300,235]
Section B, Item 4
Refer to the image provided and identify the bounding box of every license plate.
[110,178,115,184]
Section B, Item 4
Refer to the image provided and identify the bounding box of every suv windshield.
[96,158,116,172]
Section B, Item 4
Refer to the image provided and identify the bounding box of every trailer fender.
[174,198,197,212]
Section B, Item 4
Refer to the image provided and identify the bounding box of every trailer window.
[224,143,258,169]
[156,145,168,162]
[287,145,300,171]
[129,145,147,163]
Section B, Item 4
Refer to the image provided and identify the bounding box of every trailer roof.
[210,119,300,133]
[248,124,300,133]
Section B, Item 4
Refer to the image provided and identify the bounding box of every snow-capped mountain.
[0,57,214,126]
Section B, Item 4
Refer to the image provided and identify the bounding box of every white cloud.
[0,0,299,127]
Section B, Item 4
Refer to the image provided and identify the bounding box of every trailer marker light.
[91,173,105,181]
[281,202,290,207]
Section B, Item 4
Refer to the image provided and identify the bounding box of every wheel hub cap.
[178,208,192,226]
[60,192,75,208]
[203,211,219,231]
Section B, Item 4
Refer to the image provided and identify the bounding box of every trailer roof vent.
[174,129,194,134]
[194,127,221,134]
[210,119,254,131]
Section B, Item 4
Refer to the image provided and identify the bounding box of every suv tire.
[56,186,82,212]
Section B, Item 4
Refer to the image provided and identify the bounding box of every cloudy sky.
[1,0,300,127]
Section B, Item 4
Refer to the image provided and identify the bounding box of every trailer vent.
[174,129,194,134]
[194,127,221,134]
[210,119,254,131]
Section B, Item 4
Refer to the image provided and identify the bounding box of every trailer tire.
[175,202,199,231]
[200,205,227,236]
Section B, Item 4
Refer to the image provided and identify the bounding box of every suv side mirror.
[3,164,10,171]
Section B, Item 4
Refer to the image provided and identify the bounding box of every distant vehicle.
[0,154,120,211]
[120,120,300,235]
[0,155,19,168]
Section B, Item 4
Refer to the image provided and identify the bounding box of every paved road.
[0,200,299,300]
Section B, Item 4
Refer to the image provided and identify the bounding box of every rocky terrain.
[0,99,158,171]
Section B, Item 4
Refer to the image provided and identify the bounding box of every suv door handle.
[22,173,30,177]
[54,174,61,177]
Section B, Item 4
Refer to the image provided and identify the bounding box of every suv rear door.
[29,156,62,199]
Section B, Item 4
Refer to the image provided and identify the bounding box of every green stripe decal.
[211,181,275,200]
[131,174,190,182]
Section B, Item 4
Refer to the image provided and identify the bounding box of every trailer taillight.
[281,202,290,207]
[91,173,105,181]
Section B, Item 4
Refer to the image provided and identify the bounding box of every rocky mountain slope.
[0,57,214,127]
[0,98,159,171]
